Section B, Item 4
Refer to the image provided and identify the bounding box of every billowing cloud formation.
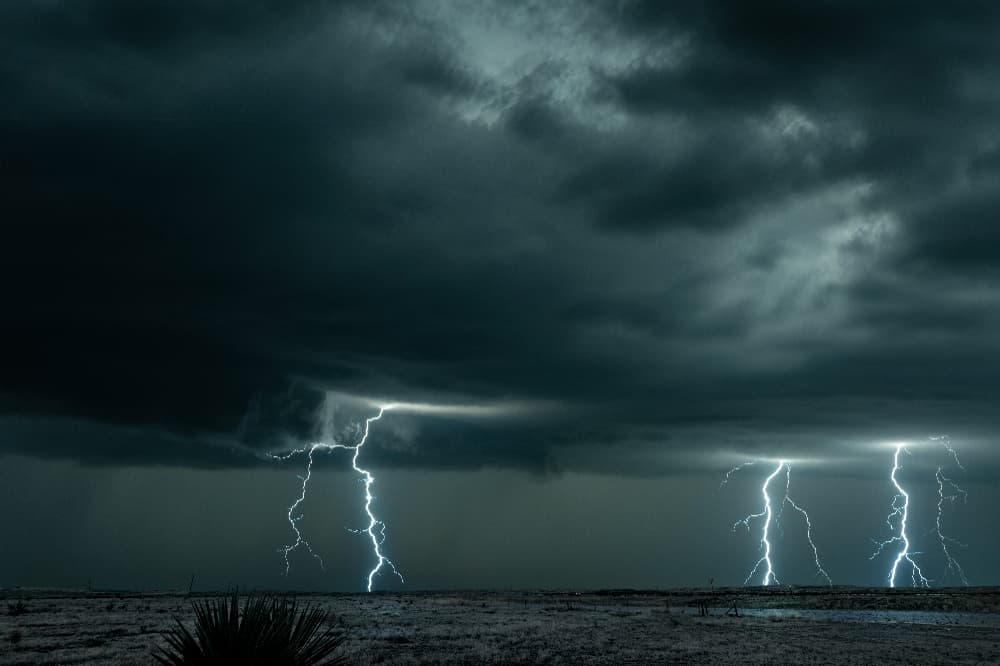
[3,0,1000,474]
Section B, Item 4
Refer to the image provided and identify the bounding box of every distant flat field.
[2,587,1000,664]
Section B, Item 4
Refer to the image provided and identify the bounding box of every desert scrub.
[154,591,347,665]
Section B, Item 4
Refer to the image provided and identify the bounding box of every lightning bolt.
[729,460,831,586]
[870,443,929,588]
[272,443,336,573]
[932,435,965,471]
[347,407,404,592]
[934,467,969,586]
[931,436,970,586]
[733,461,783,586]
[720,461,755,487]
[781,467,833,586]
[271,405,403,592]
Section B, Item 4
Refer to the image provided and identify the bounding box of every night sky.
[3,1,1000,592]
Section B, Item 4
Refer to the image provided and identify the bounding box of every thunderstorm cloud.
[4,0,1000,478]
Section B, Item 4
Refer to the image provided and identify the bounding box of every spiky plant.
[154,591,347,665]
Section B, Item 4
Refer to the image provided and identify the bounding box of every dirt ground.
[2,587,999,664]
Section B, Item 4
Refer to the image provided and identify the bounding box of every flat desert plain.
[2,587,1000,664]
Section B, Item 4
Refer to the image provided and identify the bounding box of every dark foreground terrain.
[2,587,999,664]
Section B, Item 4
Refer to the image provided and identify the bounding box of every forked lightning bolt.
[781,469,832,586]
[272,443,333,572]
[733,462,783,586]
[271,405,403,591]
[870,443,929,588]
[348,407,404,592]
[934,467,968,585]
[729,460,831,586]
[931,436,969,586]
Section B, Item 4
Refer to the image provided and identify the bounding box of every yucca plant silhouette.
[154,590,347,665]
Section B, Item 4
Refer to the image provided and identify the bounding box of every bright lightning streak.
[273,443,338,573]
[870,443,929,588]
[734,461,784,586]
[730,460,831,586]
[272,405,403,592]
[348,407,404,592]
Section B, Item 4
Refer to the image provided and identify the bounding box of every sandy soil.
[2,587,999,664]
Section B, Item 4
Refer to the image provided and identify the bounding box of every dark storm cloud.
[3,0,1000,473]
[604,0,1000,238]
[553,121,864,232]
[610,1,999,110]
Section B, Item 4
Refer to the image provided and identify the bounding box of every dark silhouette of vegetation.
[154,591,347,665]
[7,601,27,617]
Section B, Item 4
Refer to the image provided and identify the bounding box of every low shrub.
[154,591,346,665]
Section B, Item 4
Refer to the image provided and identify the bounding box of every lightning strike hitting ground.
[348,407,404,592]
[781,468,833,586]
[744,462,781,585]
[272,443,338,573]
[934,467,969,585]
[733,461,783,586]
[271,405,403,592]
[930,436,969,586]
[729,460,832,586]
[870,443,930,588]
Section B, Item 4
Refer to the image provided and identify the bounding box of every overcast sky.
[2,1,1000,592]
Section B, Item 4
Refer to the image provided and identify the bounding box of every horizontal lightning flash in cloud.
[271,405,402,592]
[729,460,831,586]
[870,443,929,588]
[325,393,557,420]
